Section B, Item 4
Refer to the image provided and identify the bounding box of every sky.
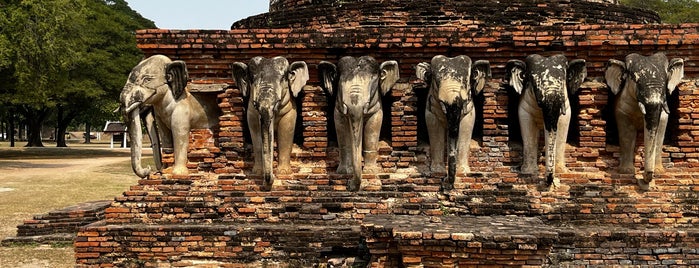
[127,0,269,30]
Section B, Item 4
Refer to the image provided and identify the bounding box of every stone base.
[75,221,367,267]
[362,215,558,267]
[2,200,111,245]
[361,215,699,268]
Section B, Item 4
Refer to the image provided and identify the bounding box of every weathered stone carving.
[119,55,220,178]
[415,55,491,189]
[505,54,587,186]
[605,52,684,186]
[318,56,399,191]
[232,56,309,188]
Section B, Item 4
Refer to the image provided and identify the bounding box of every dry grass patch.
[0,143,149,267]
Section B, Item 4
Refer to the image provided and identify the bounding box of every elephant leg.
[426,108,446,173]
[248,107,264,175]
[363,109,382,173]
[519,111,540,175]
[157,117,174,151]
[276,109,296,175]
[616,112,637,174]
[456,112,475,174]
[334,111,352,174]
[554,111,570,174]
[171,120,191,176]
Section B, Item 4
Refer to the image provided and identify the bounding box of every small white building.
[103,121,127,148]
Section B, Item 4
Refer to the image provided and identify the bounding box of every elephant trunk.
[642,105,668,184]
[540,91,565,185]
[127,107,151,178]
[442,97,465,188]
[260,108,276,186]
[544,129,557,185]
[347,105,365,190]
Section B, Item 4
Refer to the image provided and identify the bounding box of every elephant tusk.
[124,102,142,114]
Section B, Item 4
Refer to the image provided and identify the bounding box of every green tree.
[53,0,155,147]
[621,0,699,23]
[0,0,154,147]
[1,0,88,147]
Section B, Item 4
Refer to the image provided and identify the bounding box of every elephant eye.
[142,76,154,85]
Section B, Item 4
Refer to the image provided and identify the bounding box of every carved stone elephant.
[232,56,309,187]
[415,55,491,189]
[505,54,587,185]
[120,55,220,178]
[605,52,684,185]
[318,56,399,191]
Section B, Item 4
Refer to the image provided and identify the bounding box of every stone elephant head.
[318,56,399,191]
[120,55,219,178]
[232,56,309,187]
[605,52,684,185]
[505,54,587,185]
[415,55,491,189]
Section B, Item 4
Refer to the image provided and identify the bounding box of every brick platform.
[3,200,111,245]
[75,3,699,266]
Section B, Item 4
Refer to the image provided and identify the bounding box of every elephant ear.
[505,60,526,95]
[605,59,626,96]
[415,62,432,84]
[567,59,587,96]
[667,58,684,95]
[317,61,337,97]
[471,60,491,95]
[166,60,189,100]
[380,60,400,96]
[231,62,250,97]
[288,61,309,98]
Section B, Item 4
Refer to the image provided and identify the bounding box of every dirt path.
[0,157,130,178]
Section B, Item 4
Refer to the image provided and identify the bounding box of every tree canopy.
[621,0,699,23]
[0,0,155,146]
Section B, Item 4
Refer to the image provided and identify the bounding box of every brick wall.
[260,0,657,29]
[75,22,699,266]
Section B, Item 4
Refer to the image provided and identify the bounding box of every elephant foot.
[618,166,635,174]
[252,165,263,175]
[173,166,189,176]
[520,164,538,175]
[336,163,352,175]
[430,163,447,174]
[363,164,381,174]
[653,165,665,174]
[457,166,471,175]
[278,165,293,175]
[555,164,569,174]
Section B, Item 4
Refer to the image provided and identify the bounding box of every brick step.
[76,221,368,267]
[4,200,111,244]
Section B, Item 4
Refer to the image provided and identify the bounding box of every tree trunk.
[21,107,49,147]
[8,114,15,147]
[18,121,24,140]
[55,106,78,147]
[84,121,91,144]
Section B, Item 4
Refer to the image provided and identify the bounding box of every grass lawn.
[0,141,147,267]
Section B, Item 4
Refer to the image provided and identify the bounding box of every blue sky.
[127,1,269,29]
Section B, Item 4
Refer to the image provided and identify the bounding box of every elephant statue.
[232,56,309,187]
[415,55,491,189]
[119,55,220,178]
[505,54,587,185]
[318,56,399,191]
[605,52,684,185]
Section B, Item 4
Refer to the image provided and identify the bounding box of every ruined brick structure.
[76,0,699,267]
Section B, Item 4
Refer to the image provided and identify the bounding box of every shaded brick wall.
[258,0,657,29]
